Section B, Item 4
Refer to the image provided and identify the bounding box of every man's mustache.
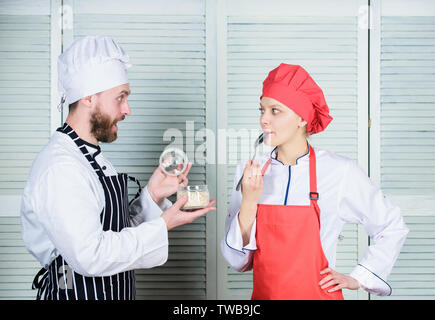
[113,115,126,124]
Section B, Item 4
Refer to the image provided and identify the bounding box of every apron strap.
[308,145,321,227]
[57,123,105,177]
[265,144,319,202]
[261,159,272,176]
[32,267,48,300]
[308,145,318,201]
[128,175,142,205]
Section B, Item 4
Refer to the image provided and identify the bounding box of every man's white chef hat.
[58,35,132,107]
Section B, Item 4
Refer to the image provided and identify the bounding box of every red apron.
[251,145,344,300]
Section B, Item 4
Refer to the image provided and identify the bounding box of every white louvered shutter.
[217,0,369,300]
[67,0,209,299]
[0,0,56,299]
[370,0,435,300]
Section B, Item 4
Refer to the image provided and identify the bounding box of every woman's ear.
[299,118,307,128]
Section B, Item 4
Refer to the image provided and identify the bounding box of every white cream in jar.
[177,185,209,210]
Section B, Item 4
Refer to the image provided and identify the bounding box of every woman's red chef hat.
[260,63,333,134]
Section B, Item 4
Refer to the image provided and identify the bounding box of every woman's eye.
[272,108,280,114]
[258,108,264,114]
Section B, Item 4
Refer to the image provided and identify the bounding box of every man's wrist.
[146,185,162,204]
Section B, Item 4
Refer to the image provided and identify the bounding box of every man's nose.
[122,101,131,116]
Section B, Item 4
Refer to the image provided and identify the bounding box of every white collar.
[55,130,101,158]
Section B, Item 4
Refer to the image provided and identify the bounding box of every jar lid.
[159,147,189,176]
[178,185,208,192]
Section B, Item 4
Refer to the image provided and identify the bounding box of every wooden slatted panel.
[0,217,39,299]
[0,3,51,299]
[379,16,435,195]
[373,15,435,300]
[373,215,435,299]
[225,15,360,300]
[0,14,51,195]
[74,13,207,300]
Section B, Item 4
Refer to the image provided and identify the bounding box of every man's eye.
[117,96,123,102]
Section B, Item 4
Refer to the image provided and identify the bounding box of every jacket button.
[102,166,107,170]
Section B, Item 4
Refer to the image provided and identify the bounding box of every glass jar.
[177,185,209,210]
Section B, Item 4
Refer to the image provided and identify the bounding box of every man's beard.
[90,105,124,143]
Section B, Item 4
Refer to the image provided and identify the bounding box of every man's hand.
[161,196,216,231]
[147,162,192,204]
[319,267,360,292]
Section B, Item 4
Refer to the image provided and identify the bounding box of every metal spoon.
[235,133,264,191]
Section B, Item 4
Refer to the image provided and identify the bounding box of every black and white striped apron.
[32,123,142,300]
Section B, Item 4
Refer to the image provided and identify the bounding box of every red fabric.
[261,63,333,134]
[261,159,272,177]
[251,146,343,300]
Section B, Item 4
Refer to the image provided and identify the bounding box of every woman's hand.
[238,160,264,246]
[319,267,360,292]
[241,160,264,204]
[147,162,192,204]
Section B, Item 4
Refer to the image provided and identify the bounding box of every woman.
[220,63,409,300]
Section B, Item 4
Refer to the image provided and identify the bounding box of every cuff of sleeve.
[159,197,173,212]
[138,185,166,222]
[135,217,169,268]
[225,211,257,254]
[350,264,392,296]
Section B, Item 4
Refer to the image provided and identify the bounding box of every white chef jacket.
[21,130,172,277]
[221,143,409,296]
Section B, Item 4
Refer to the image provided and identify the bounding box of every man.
[20,35,215,300]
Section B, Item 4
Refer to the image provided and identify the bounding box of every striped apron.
[32,123,141,300]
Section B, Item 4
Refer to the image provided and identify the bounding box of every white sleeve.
[129,185,173,226]
[220,161,257,272]
[338,160,409,296]
[36,162,169,277]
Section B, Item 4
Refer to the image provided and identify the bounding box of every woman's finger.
[243,160,252,178]
[318,274,332,286]
[320,267,332,275]
[321,279,338,290]
[251,161,260,184]
[253,160,261,176]
[256,173,263,188]
[328,283,346,293]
